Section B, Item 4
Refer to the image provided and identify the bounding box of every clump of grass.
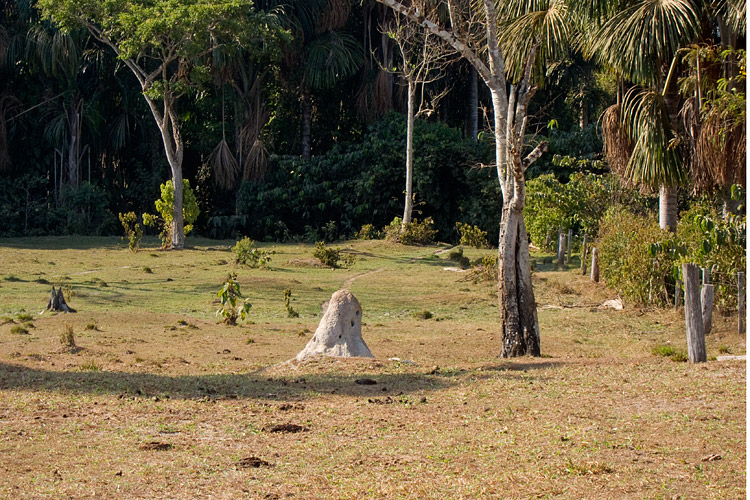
[85,322,99,331]
[16,313,33,322]
[414,310,433,320]
[246,338,255,344]
[142,266,154,274]
[10,325,28,335]
[652,344,687,362]
[80,360,100,372]
[60,324,76,350]
[718,345,731,354]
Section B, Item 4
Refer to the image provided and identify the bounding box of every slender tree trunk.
[659,185,678,232]
[301,87,312,160]
[66,101,82,189]
[171,165,185,249]
[402,80,415,229]
[468,67,478,141]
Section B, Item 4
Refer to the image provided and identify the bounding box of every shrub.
[283,289,299,318]
[446,247,470,268]
[456,223,489,248]
[676,199,746,309]
[232,237,274,268]
[597,207,677,306]
[60,324,76,348]
[652,344,688,362]
[216,273,252,325]
[142,179,200,248]
[357,224,379,240]
[313,241,341,268]
[119,212,143,252]
[10,325,28,335]
[413,310,433,319]
[467,254,498,283]
[383,217,438,245]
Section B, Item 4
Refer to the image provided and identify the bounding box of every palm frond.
[621,87,687,187]
[303,31,363,90]
[600,103,634,182]
[585,0,702,86]
[208,139,240,191]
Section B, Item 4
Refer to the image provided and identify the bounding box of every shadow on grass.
[0,361,457,402]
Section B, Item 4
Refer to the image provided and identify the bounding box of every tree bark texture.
[659,185,678,232]
[402,81,415,228]
[556,228,565,269]
[682,263,706,363]
[44,286,76,313]
[498,207,540,357]
[590,247,599,282]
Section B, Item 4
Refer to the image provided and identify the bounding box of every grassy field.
[0,236,745,499]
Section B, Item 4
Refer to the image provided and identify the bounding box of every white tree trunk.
[402,81,415,229]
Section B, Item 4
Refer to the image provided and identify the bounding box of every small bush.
[142,179,200,248]
[383,217,438,245]
[216,273,252,325]
[456,223,489,249]
[468,254,498,283]
[313,241,341,268]
[357,224,379,240]
[232,237,274,268]
[414,310,433,320]
[119,211,143,252]
[60,324,76,348]
[16,313,33,322]
[283,289,299,318]
[447,247,470,268]
[80,360,100,372]
[598,207,676,306]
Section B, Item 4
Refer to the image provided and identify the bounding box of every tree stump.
[296,290,373,361]
[43,287,76,313]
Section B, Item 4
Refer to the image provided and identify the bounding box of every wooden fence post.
[580,233,588,275]
[683,263,706,363]
[557,228,565,269]
[590,248,599,283]
[701,284,714,335]
[739,271,745,335]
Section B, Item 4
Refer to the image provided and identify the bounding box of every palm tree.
[582,0,735,231]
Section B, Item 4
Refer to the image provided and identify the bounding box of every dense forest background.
[0,0,743,244]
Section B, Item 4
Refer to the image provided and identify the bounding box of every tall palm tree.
[581,0,740,231]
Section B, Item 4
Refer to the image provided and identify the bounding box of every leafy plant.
[357,224,379,240]
[455,223,489,248]
[216,273,251,325]
[142,180,200,248]
[384,216,438,245]
[119,212,143,252]
[467,254,498,283]
[232,237,274,268]
[313,241,341,268]
[283,288,299,318]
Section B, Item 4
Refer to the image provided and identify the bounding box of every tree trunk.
[659,185,678,232]
[468,67,478,141]
[66,101,83,189]
[301,87,312,160]
[498,206,540,357]
[171,166,185,249]
[402,81,415,229]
